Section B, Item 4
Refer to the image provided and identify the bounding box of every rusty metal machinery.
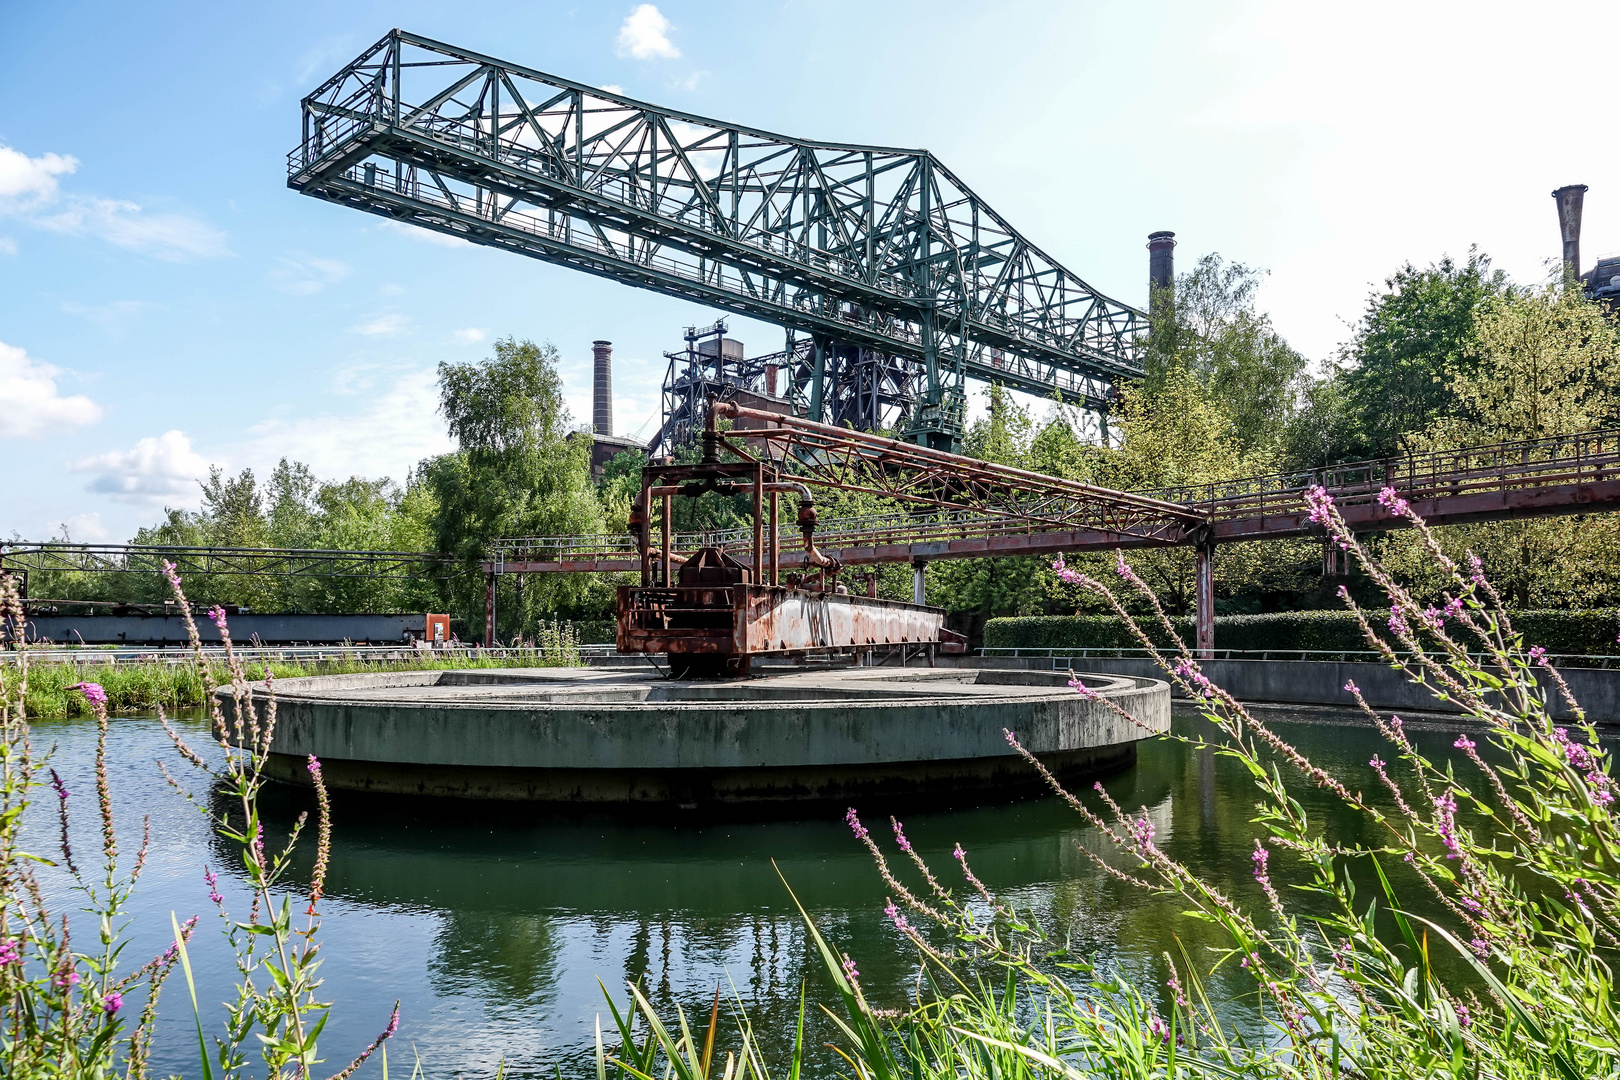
[618,411,963,676]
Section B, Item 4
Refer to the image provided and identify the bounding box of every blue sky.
[3,1,1618,543]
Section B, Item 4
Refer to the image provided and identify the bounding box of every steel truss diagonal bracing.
[288,29,1146,448]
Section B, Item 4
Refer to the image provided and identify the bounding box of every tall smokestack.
[1147,231,1176,314]
[1553,185,1588,284]
[591,340,613,436]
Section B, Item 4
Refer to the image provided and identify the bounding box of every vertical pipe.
[1553,185,1588,285]
[1195,541,1215,660]
[912,559,927,606]
[638,484,653,586]
[660,493,672,587]
[809,336,826,423]
[768,491,780,586]
[752,466,764,585]
[484,571,497,647]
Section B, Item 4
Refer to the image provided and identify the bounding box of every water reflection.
[30,704,1536,1079]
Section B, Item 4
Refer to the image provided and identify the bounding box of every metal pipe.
[660,492,672,586]
[769,490,780,585]
[712,401,1206,524]
[752,467,764,583]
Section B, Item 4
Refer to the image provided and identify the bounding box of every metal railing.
[978,646,1620,669]
[4,642,617,667]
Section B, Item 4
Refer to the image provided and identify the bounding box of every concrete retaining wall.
[979,655,1620,722]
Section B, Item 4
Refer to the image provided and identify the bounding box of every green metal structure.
[288,29,1146,448]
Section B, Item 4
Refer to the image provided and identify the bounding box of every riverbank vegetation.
[11,486,1616,1077]
[27,254,1620,642]
[14,636,580,720]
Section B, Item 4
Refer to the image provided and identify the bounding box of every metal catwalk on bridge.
[488,427,1620,573]
[288,29,1145,448]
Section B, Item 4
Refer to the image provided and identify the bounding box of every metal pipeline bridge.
[288,29,1144,448]
[484,423,1620,656]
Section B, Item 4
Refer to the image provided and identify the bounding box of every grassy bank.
[12,652,581,719]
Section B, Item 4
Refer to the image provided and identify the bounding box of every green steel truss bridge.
[288,29,1146,448]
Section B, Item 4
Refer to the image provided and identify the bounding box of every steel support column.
[484,570,497,646]
[1194,541,1215,660]
[913,559,927,606]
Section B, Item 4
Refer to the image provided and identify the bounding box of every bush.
[985,607,1620,655]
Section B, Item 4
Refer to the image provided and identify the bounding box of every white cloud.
[676,70,709,92]
[615,5,680,60]
[0,238,15,255]
[0,339,102,438]
[268,254,351,295]
[60,299,153,330]
[352,313,410,336]
[378,219,472,248]
[33,196,229,261]
[58,512,109,543]
[238,367,454,483]
[599,84,627,95]
[70,430,211,504]
[453,327,487,344]
[0,145,77,210]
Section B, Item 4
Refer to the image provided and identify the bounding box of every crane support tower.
[287,29,1146,449]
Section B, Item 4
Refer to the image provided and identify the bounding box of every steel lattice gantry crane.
[287,29,1147,449]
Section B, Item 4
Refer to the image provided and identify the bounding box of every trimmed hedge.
[984,609,1620,656]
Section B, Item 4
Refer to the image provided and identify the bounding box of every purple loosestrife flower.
[1067,675,1098,700]
[1377,487,1410,515]
[1126,813,1157,852]
[1344,679,1359,695]
[1454,735,1476,751]
[161,559,182,591]
[1444,596,1464,619]
[208,605,229,631]
[1146,1015,1170,1043]
[204,866,223,906]
[1388,605,1410,637]
[1421,606,1445,631]
[1369,755,1386,770]
[50,773,69,801]
[1166,975,1187,1008]
[71,681,107,707]
[1251,844,1270,885]
[1455,1003,1472,1028]
[1434,792,1462,859]
[841,955,859,982]
[1469,938,1490,960]
[1305,485,1334,526]
[103,991,123,1014]
[845,808,869,842]
[883,901,912,934]
[54,963,80,988]
[891,819,913,854]
[307,755,322,775]
[1529,645,1547,663]
[0,939,18,965]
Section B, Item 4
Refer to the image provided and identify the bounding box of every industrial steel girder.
[287,29,1147,446]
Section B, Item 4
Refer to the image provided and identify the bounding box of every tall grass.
[16,624,582,719]
[601,486,1620,1079]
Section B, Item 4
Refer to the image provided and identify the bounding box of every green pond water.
[26,702,1511,1078]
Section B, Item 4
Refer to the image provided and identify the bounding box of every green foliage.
[1333,249,1509,460]
[1145,252,1310,453]
[424,336,611,636]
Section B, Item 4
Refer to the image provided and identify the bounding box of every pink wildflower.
[1377,487,1410,515]
[1304,485,1334,526]
[208,606,229,631]
[0,939,18,965]
[103,991,123,1014]
[841,954,859,982]
[891,818,913,854]
[845,808,869,842]
[70,682,107,707]
[1454,735,1476,751]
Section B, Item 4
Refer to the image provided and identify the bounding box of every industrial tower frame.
[287,29,1147,449]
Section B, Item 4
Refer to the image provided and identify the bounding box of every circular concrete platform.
[239,666,1169,807]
